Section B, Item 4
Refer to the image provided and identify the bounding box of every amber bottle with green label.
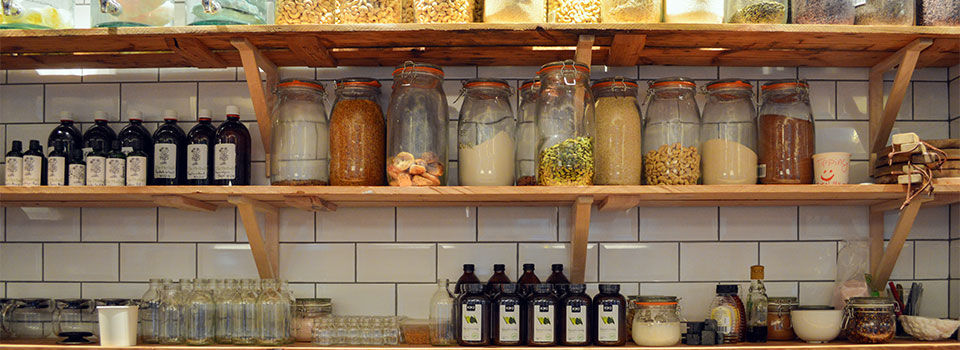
[592,284,626,346]
[561,283,591,346]
[456,283,490,346]
[526,283,558,346]
[492,283,523,346]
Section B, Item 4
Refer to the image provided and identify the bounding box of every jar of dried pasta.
[337,0,401,22]
[414,0,473,23]
[275,0,335,24]
[549,0,601,22]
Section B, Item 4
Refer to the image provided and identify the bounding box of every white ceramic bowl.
[791,309,843,343]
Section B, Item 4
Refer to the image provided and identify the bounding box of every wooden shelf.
[1,23,958,69]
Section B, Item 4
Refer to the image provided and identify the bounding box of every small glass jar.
[275,0,335,23]
[842,297,896,344]
[643,77,701,185]
[91,0,174,27]
[257,279,287,346]
[458,78,517,186]
[293,298,332,342]
[664,0,723,22]
[758,80,815,185]
[413,0,472,22]
[8,299,53,339]
[186,0,267,24]
[516,79,540,186]
[724,0,787,23]
[158,280,184,345]
[232,279,259,345]
[536,60,595,186]
[548,0,601,22]
[271,79,330,186]
[592,77,642,185]
[0,0,73,28]
[767,297,798,341]
[484,0,545,22]
[337,0,401,23]
[329,78,386,186]
[792,0,854,24]
[602,0,660,22]
[386,62,448,187]
[184,279,216,346]
[919,0,959,26]
[701,79,758,185]
[855,0,915,25]
[53,299,96,342]
[631,296,682,347]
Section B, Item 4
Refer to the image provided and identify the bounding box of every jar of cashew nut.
[549,0,601,23]
[386,62,449,186]
[337,0,402,23]
[643,77,702,185]
[276,0,336,24]
[414,0,473,23]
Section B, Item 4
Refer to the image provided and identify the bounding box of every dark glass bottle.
[48,113,83,155]
[526,284,558,346]
[22,140,46,186]
[152,111,187,185]
[118,112,154,184]
[213,106,251,186]
[518,263,541,297]
[485,264,512,297]
[546,264,570,298]
[456,283,490,346]
[68,148,85,186]
[5,140,24,186]
[46,141,68,186]
[456,264,481,295]
[106,140,126,187]
[492,283,523,346]
[82,112,116,159]
[125,139,149,186]
[592,284,626,346]
[560,283,591,346]
[86,140,107,186]
[186,110,217,185]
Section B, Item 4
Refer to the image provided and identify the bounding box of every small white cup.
[813,152,851,184]
[97,305,139,346]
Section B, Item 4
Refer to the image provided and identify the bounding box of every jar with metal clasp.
[766,296,798,340]
[842,297,897,344]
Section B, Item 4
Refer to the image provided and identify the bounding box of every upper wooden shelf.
[1,23,958,69]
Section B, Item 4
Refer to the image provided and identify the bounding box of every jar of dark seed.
[841,297,896,344]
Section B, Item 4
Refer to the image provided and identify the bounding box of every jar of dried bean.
[855,0,915,25]
[516,79,539,186]
[664,0,723,23]
[275,0,335,23]
[270,79,330,186]
[700,79,758,185]
[919,0,959,26]
[592,77,642,185]
[724,0,786,23]
[791,0,854,24]
[758,80,815,184]
[330,78,385,186]
[386,62,448,187]
[457,79,516,186]
[337,0,401,22]
[535,60,595,186]
[548,0,601,22]
[413,0,472,22]
[842,297,896,344]
[602,0,660,22]
[643,77,701,185]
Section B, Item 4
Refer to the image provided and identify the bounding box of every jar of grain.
[791,0,853,24]
[413,0,472,22]
[457,79,516,186]
[591,77,642,185]
[337,0,401,23]
[330,78,385,186]
[643,77,701,185]
[275,0,335,23]
[664,0,723,23]
[724,0,787,23]
[270,79,330,186]
[767,297,798,340]
[758,80,815,184]
[855,0,915,25]
[516,79,540,186]
[484,0,545,22]
[535,60,595,186]
[918,0,959,26]
[386,62,448,186]
[548,0,601,22]
[602,0,660,22]
[700,79,758,185]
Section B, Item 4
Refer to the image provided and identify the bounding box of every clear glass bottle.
[183,279,216,345]
[643,77,701,185]
[701,79,758,185]
[745,265,768,343]
[592,77,642,185]
[535,60,595,186]
[186,0,266,24]
[257,279,286,346]
[91,0,173,26]
[232,279,259,345]
[632,296,682,346]
[855,0,915,25]
[271,79,330,186]
[139,279,162,344]
[602,0,660,22]
[758,80,815,185]
[0,0,73,28]
[515,79,540,186]
[842,297,896,344]
[458,78,516,186]
[548,0,601,22]
[215,279,239,344]
[918,0,960,26]
[792,0,854,24]
[329,78,386,186]
[280,281,295,344]
[386,62,448,187]
[664,0,723,22]
[483,0,544,22]
[429,279,456,345]
[158,280,183,345]
[724,0,787,23]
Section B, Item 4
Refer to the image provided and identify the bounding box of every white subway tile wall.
[1,65,957,320]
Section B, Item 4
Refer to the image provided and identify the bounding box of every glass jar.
[186,0,266,24]
[758,80,815,185]
[536,60,595,186]
[271,79,330,186]
[624,296,639,343]
[919,0,959,26]
[855,0,914,25]
[631,296,682,346]
[592,77,642,185]
[275,0,335,23]
[330,78,386,186]
[139,279,162,344]
[643,77,701,185]
[337,0,400,22]
[386,62,448,187]
[0,0,73,28]
[484,0,544,22]
[602,0,659,22]
[701,79,758,185]
[664,0,723,22]
[548,0,600,22]
[91,0,173,26]
[183,279,215,345]
[257,279,287,346]
[1,299,15,339]
[842,297,896,344]
[428,279,456,345]
[53,299,96,342]
[232,279,259,345]
[413,0,472,22]
[158,280,183,345]
[767,297,798,341]
[458,79,517,186]
[516,79,540,186]
[214,279,238,344]
[8,299,53,339]
[293,298,332,342]
[792,0,854,24]
[724,0,786,23]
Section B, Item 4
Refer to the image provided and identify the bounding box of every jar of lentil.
[516,79,540,186]
[548,0,601,22]
[631,296,682,346]
[592,77,642,185]
[724,0,787,23]
[535,60,595,186]
[767,297,798,341]
[842,297,896,344]
[918,0,960,26]
[275,0,335,23]
[791,0,854,24]
[337,0,401,23]
[329,78,386,186]
[643,77,701,185]
[386,62,448,186]
[700,79,758,185]
[270,79,330,186]
[457,79,516,186]
[413,0,472,22]
[855,0,915,25]
[758,80,815,185]
[602,0,660,22]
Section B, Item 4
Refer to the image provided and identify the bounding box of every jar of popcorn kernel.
[414,0,473,23]
[337,0,401,23]
[548,0,601,23]
[275,0,335,24]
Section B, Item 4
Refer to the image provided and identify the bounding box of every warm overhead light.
[531,46,600,51]
[699,47,729,51]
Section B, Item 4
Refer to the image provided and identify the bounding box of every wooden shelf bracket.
[575,34,595,66]
[869,197,928,290]
[569,196,593,284]
[228,195,279,279]
[606,34,646,66]
[284,195,338,212]
[231,38,278,178]
[153,195,217,212]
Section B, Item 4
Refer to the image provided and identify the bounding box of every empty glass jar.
[0,0,74,28]
[643,77,701,185]
[7,299,53,339]
[458,79,517,186]
[429,279,456,345]
[724,0,787,23]
[386,62,448,187]
[139,279,162,344]
[158,280,184,345]
[186,0,266,24]
[700,79,758,185]
[257,279,289,346]
[91,0,174,26]
[183,279,216,345]
[232,279,259,345]
[758,80,815,184]
[271,79,330,186]
[53,299,96,343]
[536,60,595,186]
[515,79,540,186]
[631,296,682,346]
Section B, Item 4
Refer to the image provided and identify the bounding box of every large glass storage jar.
[535,60,595,186]
[602,0,659,22]
[53,299,96,341]
[292,298,331,342]
[767,297,798,341]
[186,0,266,24]
[184,279,216,346]
[724,0,786,23]
[792,0,854,24]
[386,62,448,186]
[592,77,642,185]
[855,0,915,25]
[548,0,600,22]
[91,0,173,26]
[275,0,334,23]
[330,78,386,186]
[631,296,682,346]
[337,0,400,23]
[758,80,815,185]
[458,79,516,186]
[484,0,544,22]
[700,79,757,185]
[0,0,73,28]
[664,0,723,22]
[643,77,701,185]
[413,0,471,22]
[842,297,896,344]
[7,299,52,339]
[919,0,959,26]
[271,79,330,186]
[516,79,540,186]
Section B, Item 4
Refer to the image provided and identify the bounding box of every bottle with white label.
[526,283,558,346]
[86,140,107,186]
[152,110,187,185]
[214,105,251,186]
[593,284,626,346]
[5,140,24,186]
[126,138,148,186]
[492,283,523,346]
[22,140,46,186]
[46,141,68,186]
[456,283,490,346]
[105,140,126,186]
[561,283,591,346]
[68,148,85,186]
[118,111,154,183]
[82,111,116,161]
[187,109,217,185]
[48,112,83,157]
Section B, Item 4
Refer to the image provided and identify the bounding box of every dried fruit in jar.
[537,137,594,186]
[388,151,443,186]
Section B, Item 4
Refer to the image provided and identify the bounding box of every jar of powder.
[757,80,815,184]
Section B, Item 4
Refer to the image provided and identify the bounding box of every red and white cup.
[813,152,851,185]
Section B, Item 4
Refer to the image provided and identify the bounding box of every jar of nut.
[386,62,448,187]
[275,0,336,23]
[413,0,473,22]
[535,60,596,186]
[548,0,601,22]
[642,77,702,185]
[337,0,402,22]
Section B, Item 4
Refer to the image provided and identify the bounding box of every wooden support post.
[606,34,646,66]
[575,35,595,66]
[569,196,593,284]
[153,195,216,213]
[870,200,923,290]
[285,196,338,212]
[229,196,279,279]
[231,38,278,178]
[165,37,227,68]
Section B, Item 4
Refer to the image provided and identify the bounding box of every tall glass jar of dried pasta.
[329,78,385,186]
[457,79,516,186]
[516,79,540,186]
[643,77,701,185]
[700,79,758,185]
[270,79,330,186]
[536,60,595,186]
[592,77,642,185]
[386,62,448,186]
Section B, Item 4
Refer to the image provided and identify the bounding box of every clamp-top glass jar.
[457,79,516,186]
[631,296,682,346]
[767,297,798,341]
[701,79,758,185]
[271,79,330,186]
[592,77,642,185]
[855,0,915,25]
[535,60,595,186]
[53,299,97,343]
[0,0,73,28]
[516,79,540,186]
[7,299,53,339]
[386,62,448,187]
[758,80,815,184]
[329,78,386,186]
[185,0,267,24]
[842,297,896,344]
[724,0,787,23]
[643,77,701,185]
[91,0,173,26]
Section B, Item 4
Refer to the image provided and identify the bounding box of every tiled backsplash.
[0,65,958,322]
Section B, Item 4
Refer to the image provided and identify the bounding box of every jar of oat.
[484,0,545,22]
[413,0,472,22]
[592,77,642,185]
[275,0,335,23]
[330,78,385,186]
[536,60,595,186]
[643,77,701,185]
[700,79,758,185]
[516,79,540,186]
[855,0,915,25]
[457,79,516,186]
[549,0,601,22]
[758,80,815,184]
[724,0,787,23]
[664,0,723,23]
[386,62,448,186]
[270,79,330,186]
[338,0,401,22]
[602,0,660,22]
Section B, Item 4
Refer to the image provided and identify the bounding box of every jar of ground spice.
[330,78,386,186]
[767,297,798,340]
[700,79,758,185]
[842,297,896,344]
[758,80,815,184]
[592,77,642,185]
[791,0,854,24]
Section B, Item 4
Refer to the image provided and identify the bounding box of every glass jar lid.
[768,296,799,307]
[463,78,511,90]
[796,305,834,310]
[592,77,638,90]
[706,78,752,91]
[17,298,50,309]
[56,299,92,309]
[846,297,895,308]
[761,79,809,92]
[278,79,324,91]
[520,79,540,91]
[649,76,696,90]
[335,77,381,88]
[295,298,333,313]
[538,60,590,74]
[636,295,678,305]
[393,62,445,78]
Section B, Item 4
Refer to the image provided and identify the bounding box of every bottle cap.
[567,283,586,294]
[499,283,517,294]
[750,265,764,280]
[493,264,505,272]
[225,105,240,116]
[59,111,73,122]
[11,140,22,150]
[552,264,564,271]
[464,283,483,294]
[716,284,738,295]
[198,109,211,120]
[462,264,475,273]
[534,283,552,294]
[128,111,143,121]
[598,284,620,294]
[29,140,41,149]
[162,109,178,121]
[523,263,535,270]
[93,111,108,122]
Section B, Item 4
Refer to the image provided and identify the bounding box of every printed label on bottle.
[122,146,133,155]
[711,305,735,336]
[5,157,22,185]
[22,155,42,186]
[82,147,93,160]
[126,156,147,186]
[597,302,619,342]
[565,303,587,343]
[461,301,483,342]
[757,164,766,179]
[498,302,520,342]
[533,302,554,343]
[154,143,177,179]
[214,143,236,180]
[86,156,106,186]
[187,144,208,180]
[106,158,126,186]
[68,164,85,186]
[47,156,66,186]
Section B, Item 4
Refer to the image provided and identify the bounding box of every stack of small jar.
[311,316,401,345]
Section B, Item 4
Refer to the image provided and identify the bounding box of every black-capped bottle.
[48,112,83,155]
[492,283,523,346]
[68,148,85,186]
[518,263,541,297]
[82,111,116,160]
[46,141,68,186]
[560,283,591,346]
[526,283,558,346]
[485,264,512,297]
[106,140,126,187]
[593,284,626,346]
[5,140,24,186]
[187,109,217,185]
[456,264,481,295]
[125,139,148,186]
[456,283,490,346]
[152,110,187,185]
[118,111,154,183]
[86,140,107,186]
[546,264,570,298]
[214,105,251,186]
[22,140,45,186]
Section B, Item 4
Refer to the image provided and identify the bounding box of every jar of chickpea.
[275,0,336,24]
[642,77,702,185]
